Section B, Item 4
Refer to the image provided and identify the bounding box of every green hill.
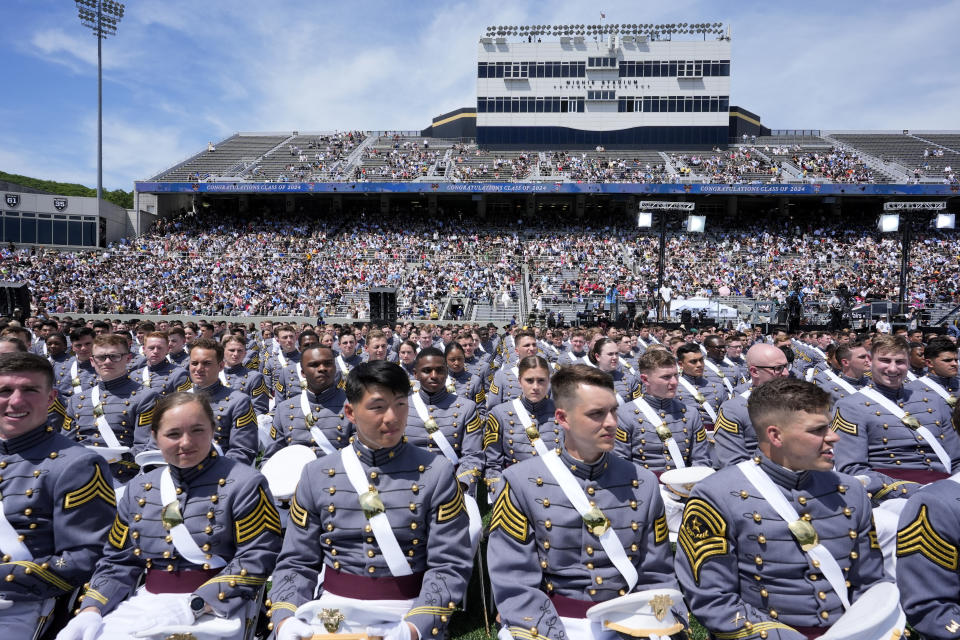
[0,171,133,209]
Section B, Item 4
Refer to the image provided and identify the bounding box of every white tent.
[670,297,738,319]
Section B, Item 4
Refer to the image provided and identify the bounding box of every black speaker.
[0,282,30,322]
[369,287,398,324]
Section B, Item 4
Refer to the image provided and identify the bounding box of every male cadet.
[63,334,157,484]
[812,340,871,404]
[0,353,116,637]
[265,345,352,459]
[265,325,303,401]
[907,336,959,408]
[703,335,738,396]
[221,334,271,416]
[135,331,190,397]
[488,364,686,640]
[713,343,791,468]
[558,330,590,366]
[800,331,832,381]
[724,333,750,384]
[53,327,97,399]
[487,330,540,409]
[675,343,728,429]
[29,319,57,356]
[335,329,364,375]
[907,342,927,381]
[268,361,474,640]
[166,326,189,367]
[276,331,319,403]
[896,472,960,638]
[406,348,484,498]
[676,377,889,639]
[45,333,72,396]
[459,333,492,387]
[363,329,394,363]
[183,338,258,465]
[615,333,639,373]
[831,334,960,574]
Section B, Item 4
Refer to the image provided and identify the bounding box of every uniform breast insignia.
[63,464,116,509]
[678,498,729,583]
[715,411,739,434]
[437,482,465,523]
[424,417,439,433]
[359,489,385,519]
[787,520,819,551]
[583,506,610,536]
[321,608,346,633]
[831,411,858,436]
[655,422,673,442]
[234,487,282,543]
[490,481,528,543]
[901,413,921,429]
[897,504,958,571]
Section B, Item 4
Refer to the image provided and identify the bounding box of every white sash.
[677,377,718,422]
[918,376,958,406]
[805,367,817,382]
[741,389,752,399]
[410,393,459,465]
[858,387,951,473]
[336,355,350,375]
[906,371,918,382]
[511,398,542,447]
[617,357,635,374]
[637,338,649,350]
[141,366,151,387]
[723,357,737,368]
[183,386,225,456]
[70,360,81,388]
[737,460,850,609]
[0,496,31,561]
[277,351,287,368]
[533,440,639,591]
[824,370,858,395]
[90,387,123,449]
[159,467,226,568]
[218,370,228,386]
[302,392,336,455]
[632,398,685,469]
[340,445,412,577]
[703,360,734,395]
[510,365,519,379]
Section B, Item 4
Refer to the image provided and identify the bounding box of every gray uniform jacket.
[265,384,353,459]
[222,364,271,416]
[713,391,757,468]
[615,394,711,473]
[483,396,561,500]
[405,389,484,492]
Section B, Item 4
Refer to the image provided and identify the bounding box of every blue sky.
[2,0,958,191]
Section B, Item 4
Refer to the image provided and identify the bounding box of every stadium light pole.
[75,0,125,247]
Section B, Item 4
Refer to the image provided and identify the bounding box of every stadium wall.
[422,108,477,139]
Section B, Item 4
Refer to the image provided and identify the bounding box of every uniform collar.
[418,387,448,405]
[758,454,810,490]
[352,437,405,467]
[224,364,246,375]
[560,447,610,480]
[0,426,55,455]
[50,353,71,363]
[307,384,339,404]
[642,394,673,411]
[77,358,96,371]
[928,373,959,390]
[681,372,705,385]
[870,382,904,400]
[170,448,220,484]
[841,373,868,386]
[100,375,131,391]
[195,380,225,395]
[450,369,470,380]
[520,395,550,414]
[147,360,172,372]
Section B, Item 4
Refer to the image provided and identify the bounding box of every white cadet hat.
[134,615,241,639]
[586,589,685,639]
[660,466,715,499]
[260,444,317,500]
[819,582,906,640]
[89,445,131,465]
[296,598,405,634]
[134,449,168,472]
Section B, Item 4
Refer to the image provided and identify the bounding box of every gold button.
[757,535,766,544]
[797,496,807,505]
[740,490,749,499]
[753,513,762,522]
[368,567,375,574]
[818,591,826,600]
[820,611,829,620]
[761,588,768,597]
[769,609,778,619]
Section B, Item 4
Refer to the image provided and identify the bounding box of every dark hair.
[589,337,617,364]
[151,391,216,434]
[518,355,550,376]
[92,320,110,331]
[167,326,186,339]
[676,343,703,362]
[221,334,245,348]
[399,339,419,353]
[415,346,445,365]
[298,330,319,348]
[345,361,410,404]
[0,335,28,352]
[444,342,465,358]
[45,332,67,346]
[301,344,335,359]
[0,352,54,387]
[925,336,958,360]
[835,339,867,364]
[189,338,223,362]
[515,330,537,344]
[779,345,795,364]
[747,377,831,432]
[638,349,677,373]
[551,364,615,409]
[70,326,95,342]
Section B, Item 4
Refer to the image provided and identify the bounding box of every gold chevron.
[465,413,483,433]
[234,487,282,544]
[831,410,858,436]
[289,494,308,529]
[6,561,72,592]
[679,498,729,584]
[715,622,798,639]
[108,514,129,549]
[615,426,628,443]
[236,404,257,428]
[715,410,739,434]
[137,407,154,427]
[64,464,116,509]
[654,512,668,544]
[175,380,193,392]
[897,504,958,571]
[437,481,465,523]
[483,415,500,450]
[695,427,707,442]
[490,481,528,543]
[251,379,269,396]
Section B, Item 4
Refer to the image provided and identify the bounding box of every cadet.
[676,378,889,640]
[183,339,258,466]
[558,330,590,366]
[397,340,418,382]
[703,335,738,396]
[406,347,484,496]
[52,326,97,399]
[363,329,394,362]
[63,334,157,484]
[811,340,870,404]
[906,336,958,408]
[57,392,281,640]
[264,325,302,401]
[221,335,271,417]
[0,353,116,638]
[590,337,641,404]
[675,343,728,429]
[723,334,750,385]
[483,356,561,501]
[335,329,364,375]
[444,341,485,409]
[487,364,686,640]
[268,361,474,640]
[459,333,492,390]
[265,345,352,459]
[714,343,791,467]
[895,474,960,639]
[276,331,320,403]
[166,326,190,368]
[135,331,190,397]
[487,330,540,409]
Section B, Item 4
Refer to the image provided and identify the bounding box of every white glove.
[131,597,194,634]
[56,610,104,640]
[277,617,315,640]
[367,620,414,640]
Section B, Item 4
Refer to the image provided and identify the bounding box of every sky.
[2,0,959,191]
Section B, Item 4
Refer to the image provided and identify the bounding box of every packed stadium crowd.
[3,206,959,317]
[669,146,782,183]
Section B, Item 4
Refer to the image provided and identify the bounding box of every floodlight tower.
[75,0,125,243]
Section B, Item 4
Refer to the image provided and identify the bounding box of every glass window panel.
[52,221,67,245]
[83,222,96,247]
[37,220,51,244]
[20,219,36,244]
[3,218,17,243]
[69,220,83,246]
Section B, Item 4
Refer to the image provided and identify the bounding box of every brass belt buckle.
[320,608,345,633]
